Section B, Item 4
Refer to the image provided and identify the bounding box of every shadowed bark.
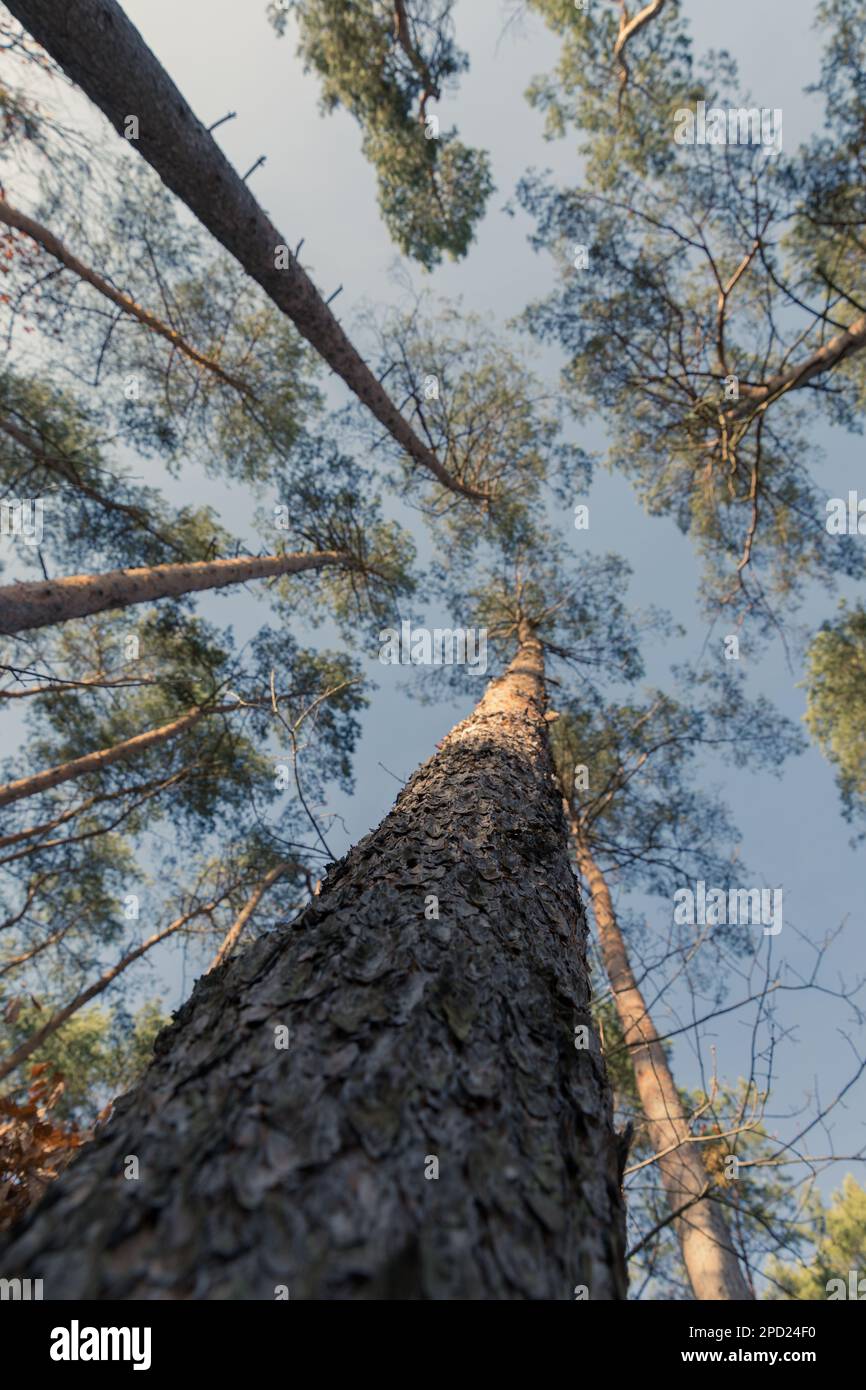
[0,639,628,1299]
[0,548,350,635]
[4,0,488,503]
[572,830,754,1300]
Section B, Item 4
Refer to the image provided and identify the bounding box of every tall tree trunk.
[206,862,290,973]
[0,640,628,1299]
[0,199,254,398]
[5,0,487,504]
[571,829,753,1300]
[0,548,350,635]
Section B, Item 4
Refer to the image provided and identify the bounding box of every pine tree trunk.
[0,640,628,1299]
[0,701,231,808]
[572,832,754,1300]
[0,549,349,635]
[206,863,290,974]
[5,0,487,503]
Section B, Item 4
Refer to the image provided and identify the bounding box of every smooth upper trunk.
[0,550,348,635]
[573,829,753,1300]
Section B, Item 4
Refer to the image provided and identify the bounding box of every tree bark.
[571,830,754,1300]
[730,313,866,417]
[0,199,254,398]
[0,640,628,1299]
[0,548,350,635]
[614,0,667,60]
[5,0,488,504]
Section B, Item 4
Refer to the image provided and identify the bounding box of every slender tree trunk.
[206,862,290,973]
[0,640,628,1299]
[5,0,487,503]
[0,548,350,635]
[0,199,254,397]
[0,701,230,809]
[571,828,754,1300]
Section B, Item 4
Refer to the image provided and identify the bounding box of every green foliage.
[0,55,413,1145]
[0,370,229,577]
[267,1,493,266]
[0,605,369,1053]
[360,296,589,537]
[0,996,168,1121]
[551,668,802,899]
[259,432,416,632]
[3,156,323,487]
[766,1175,866,1299]
[786,0,866,344]
[804,603,866,826]
[519,6,866,628]
[525,0,697,186]
[473,548,646,679]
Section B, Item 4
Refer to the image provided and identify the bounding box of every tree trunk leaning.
[0,640,628,1299]
[573,832,753,1300]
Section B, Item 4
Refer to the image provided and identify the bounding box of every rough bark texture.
[573,833,753,1300]
[0,644,628,1299]
[5,0,486,503]
[0,549,348,635]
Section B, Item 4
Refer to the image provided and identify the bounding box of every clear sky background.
[4,0,863,1273]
